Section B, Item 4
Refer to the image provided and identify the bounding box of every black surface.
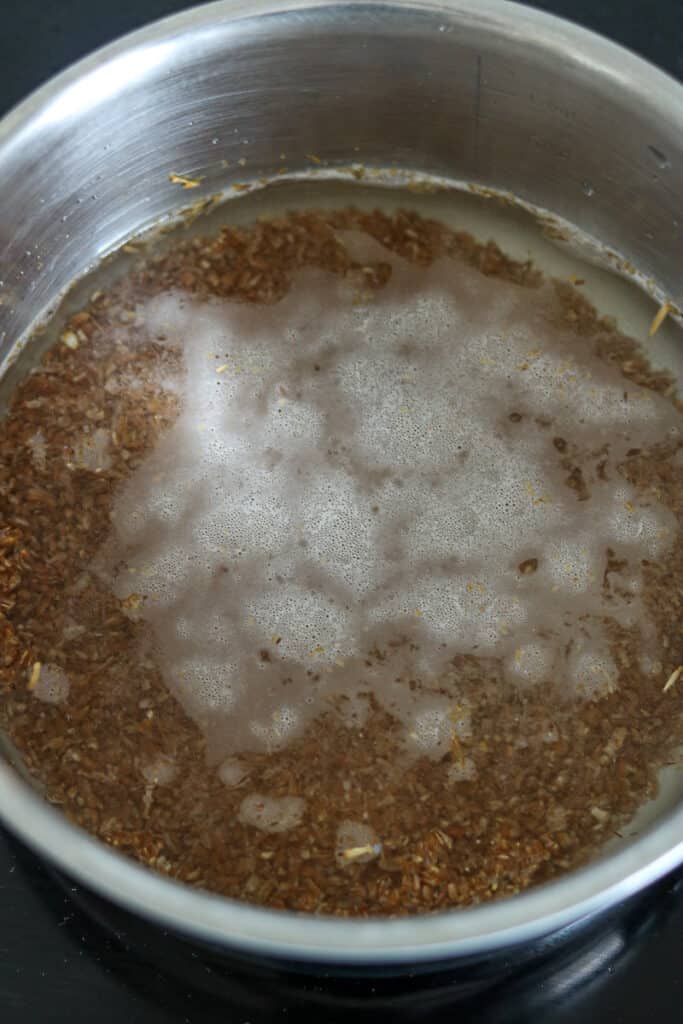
[1,2,683,1021]
[1,824,683,1023]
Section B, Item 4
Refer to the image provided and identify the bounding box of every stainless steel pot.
[1,0,683,966]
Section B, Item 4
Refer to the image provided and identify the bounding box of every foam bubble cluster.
[141,755,176,786]
[335,820,382,865]
[32,664,70,705]
[100,231,680,759]
[217,757,250,788]
[238,793,306,833]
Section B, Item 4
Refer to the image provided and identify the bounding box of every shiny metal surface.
[1,0,683,965]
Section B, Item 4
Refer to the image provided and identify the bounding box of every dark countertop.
[1,2,683,1022]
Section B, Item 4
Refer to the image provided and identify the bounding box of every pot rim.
[2,0,683,964]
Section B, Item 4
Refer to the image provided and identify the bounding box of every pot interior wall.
[1,1,683,368]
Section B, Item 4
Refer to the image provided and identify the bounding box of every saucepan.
[1,0,683,967]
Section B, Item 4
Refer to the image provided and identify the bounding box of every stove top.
[2,1,683,1021]
[2,824,683,1023]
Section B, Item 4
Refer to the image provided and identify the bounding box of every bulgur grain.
[1,208,682,917]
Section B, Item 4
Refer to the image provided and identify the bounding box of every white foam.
[567,635,619,698]
[217,757,250,787]
[245,586,354,665]
[97,234,681,758]
[167,657,240,720]
[238,793,306,833]
[32,664,70,705]
[609,486,674,556]
[335,819,382,865]
[406,697,471,758]
[544,537,598,595]
[504,640,557,687]
[141,755,176,785]
[249,704,302,749]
